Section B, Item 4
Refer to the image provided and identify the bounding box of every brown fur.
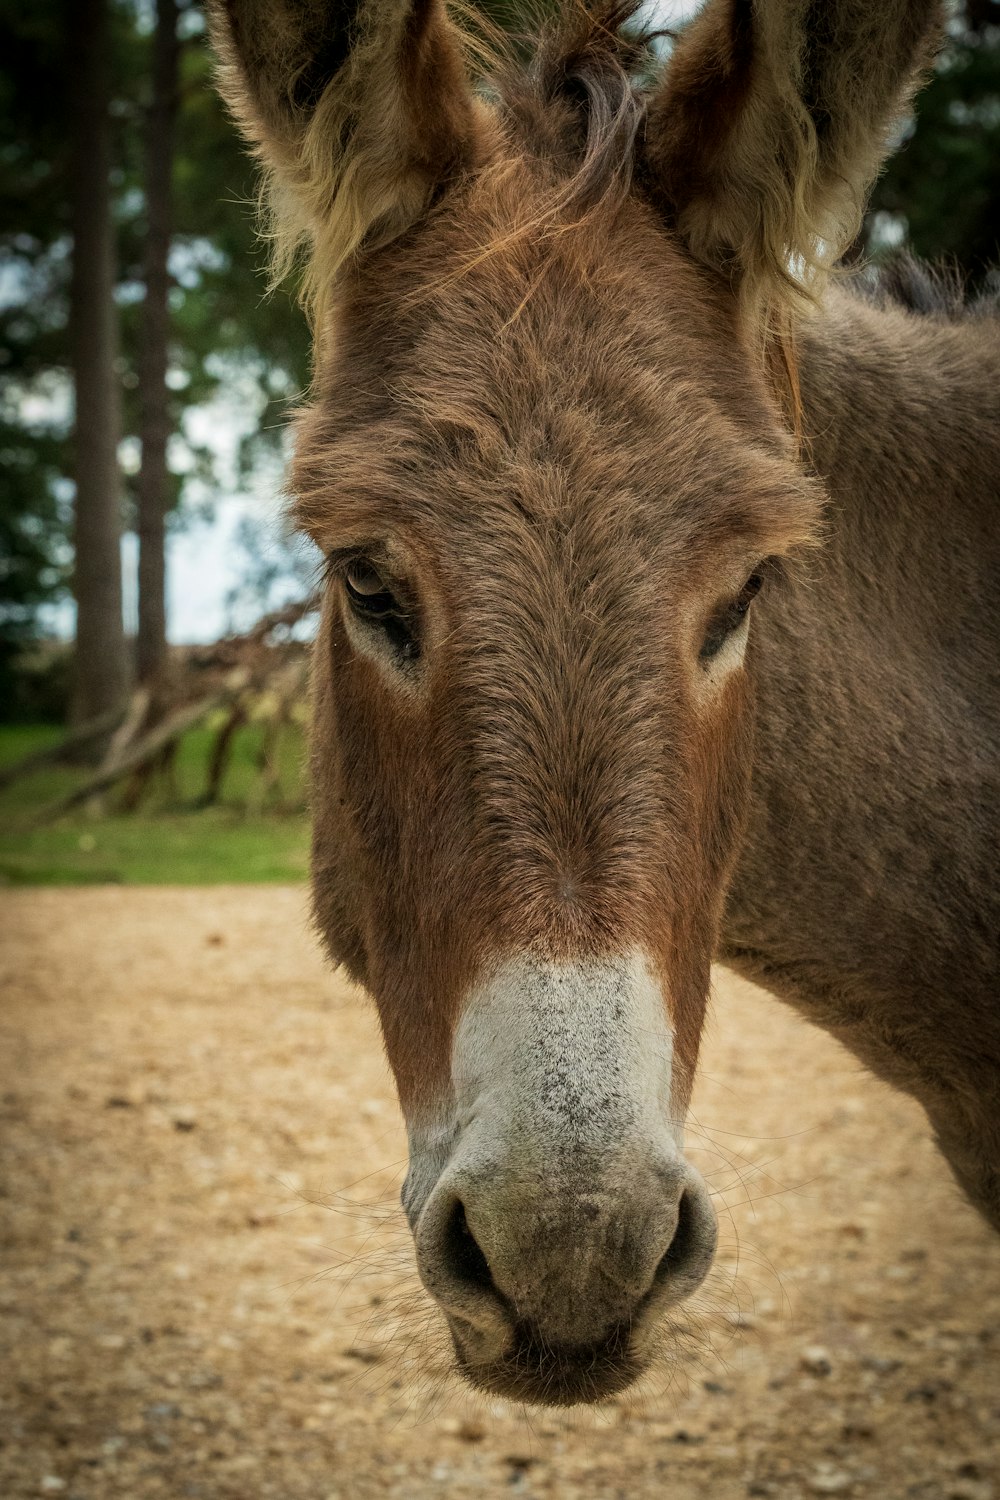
[295,191,819,1115]
[725,284,1000,1223]
[208,0,1000,1244]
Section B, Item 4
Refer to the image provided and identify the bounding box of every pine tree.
[68,0,130,729]
[136,0,180,685]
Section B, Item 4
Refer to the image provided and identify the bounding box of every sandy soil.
[1,887,998,1500]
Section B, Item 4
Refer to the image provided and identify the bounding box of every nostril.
[654,1189,698,1283]
[442,1199,494,1293]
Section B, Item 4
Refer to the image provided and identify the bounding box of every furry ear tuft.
[208,0,477,325]
[645,0,945,330]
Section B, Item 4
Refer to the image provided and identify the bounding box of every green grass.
[0,722,311,886]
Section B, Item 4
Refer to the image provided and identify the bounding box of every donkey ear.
[645,0,943,316]
[208,0,476,303]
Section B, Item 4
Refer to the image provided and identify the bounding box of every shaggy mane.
[483,0,657,213]
[854,253,1000,322]
[216,0,947,369]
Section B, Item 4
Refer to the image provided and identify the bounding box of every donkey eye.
[344,559,398,615]
[699,571,764,663]
[341,558,420,660]
[736,571,764,611]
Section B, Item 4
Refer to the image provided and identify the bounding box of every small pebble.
[441,1417,485,1441]
[809,1471,852,1494]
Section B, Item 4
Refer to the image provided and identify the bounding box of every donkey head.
[211,0,941,1404]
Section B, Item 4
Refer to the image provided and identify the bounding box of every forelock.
[483,0,656,220]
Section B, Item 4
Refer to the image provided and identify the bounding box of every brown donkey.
[210,0,1000,1403]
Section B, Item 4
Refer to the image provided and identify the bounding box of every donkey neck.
[721,287,1000,1172]
[799,287,1000,591]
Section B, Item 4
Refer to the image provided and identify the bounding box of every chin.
[454,1323,647,1406]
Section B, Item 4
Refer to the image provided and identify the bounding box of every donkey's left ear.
[644,0,944,315]
[208,0,476,302]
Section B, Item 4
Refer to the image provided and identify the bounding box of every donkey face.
[297,208,817,1397]
[211,0,942,1403]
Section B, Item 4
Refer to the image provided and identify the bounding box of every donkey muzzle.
[406,953,718,1403]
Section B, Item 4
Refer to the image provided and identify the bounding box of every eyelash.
[699,571,765,663]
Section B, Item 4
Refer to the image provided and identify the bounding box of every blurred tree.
[0,0,310,722]
[68,0,130,729]
[0,1,75,714]
[136,0,180,685]
[0,407,70,717]
[865,0,1000,280]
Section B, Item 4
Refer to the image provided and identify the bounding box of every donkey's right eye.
[340,558,420,661]
[344,559,399,617]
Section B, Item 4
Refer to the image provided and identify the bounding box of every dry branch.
[9,594,317,818]
[100,686,154,774]
[203,699,248,806]
[36,668,251,822]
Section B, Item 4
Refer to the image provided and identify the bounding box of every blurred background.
[1,0,998,886]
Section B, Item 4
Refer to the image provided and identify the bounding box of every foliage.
[865,1,1000,279]
[0,0,74,704]
[0,402,72,710]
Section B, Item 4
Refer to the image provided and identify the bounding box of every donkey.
[209,0,1000,1404]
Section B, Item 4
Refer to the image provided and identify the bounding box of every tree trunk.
[69,0,129,731]
[136,0,180,685]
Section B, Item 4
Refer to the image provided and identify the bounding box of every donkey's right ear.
[208,0,477,299]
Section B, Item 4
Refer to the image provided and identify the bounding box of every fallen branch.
[99,686,153,777]
[201,698,248,807]
[35,668,251,822]
[186,593,320,673]
[244,592,320,644]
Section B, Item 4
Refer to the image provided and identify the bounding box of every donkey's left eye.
[735,571,764,611]
[699,572,764,662]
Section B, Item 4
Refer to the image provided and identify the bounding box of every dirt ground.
[1,888,998,1500]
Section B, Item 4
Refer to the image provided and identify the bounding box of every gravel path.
[1,887,998,1500]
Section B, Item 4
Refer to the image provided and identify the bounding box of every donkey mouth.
[454,1320,645,1405]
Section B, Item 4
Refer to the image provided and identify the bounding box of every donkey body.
[211,0,999,1404]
